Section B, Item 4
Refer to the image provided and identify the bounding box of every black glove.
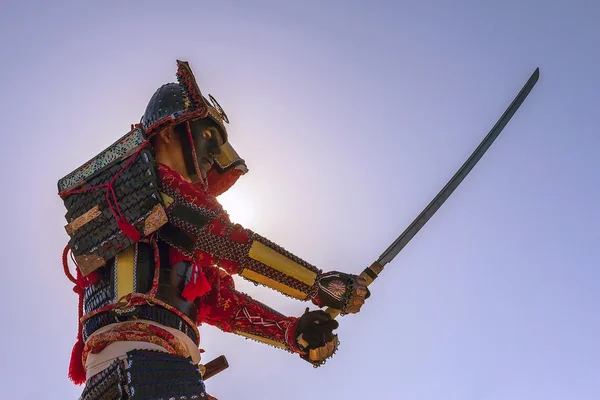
[294,308,339,366]
[312,271,371,315]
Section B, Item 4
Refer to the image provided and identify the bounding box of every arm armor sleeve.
[202,270,303,354]
[159,190,323,301]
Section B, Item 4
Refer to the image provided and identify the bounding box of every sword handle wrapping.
[325,261,384,319]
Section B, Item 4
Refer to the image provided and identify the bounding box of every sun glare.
[217,190,256,227]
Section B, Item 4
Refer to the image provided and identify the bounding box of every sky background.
[0,1,599,399]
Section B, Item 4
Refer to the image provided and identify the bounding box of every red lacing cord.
[63,245,100,385]
[62,245,77,286]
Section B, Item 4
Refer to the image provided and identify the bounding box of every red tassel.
[182,264,211,302]
[118,219,141,242]
[68,337,86,385]
[68,284,86,385]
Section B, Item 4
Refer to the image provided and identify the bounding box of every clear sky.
[0,1,598,399]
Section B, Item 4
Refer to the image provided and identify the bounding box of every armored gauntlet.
[311,271,370,315]
[294,308,339,366]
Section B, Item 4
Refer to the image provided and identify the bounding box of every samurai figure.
[58,60,369,399]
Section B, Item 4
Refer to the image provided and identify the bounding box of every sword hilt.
[201,355,229,381]
[325,261,384,319]
[199,355,229,400]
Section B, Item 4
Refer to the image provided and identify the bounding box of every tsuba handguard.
[314,271,370,315]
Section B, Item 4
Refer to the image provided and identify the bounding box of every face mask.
[187,119,225,180]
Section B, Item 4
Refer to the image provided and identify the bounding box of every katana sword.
[326,67,540,318]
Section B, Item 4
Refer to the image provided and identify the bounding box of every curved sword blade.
[325,68,540,319]
[378,67,540,266]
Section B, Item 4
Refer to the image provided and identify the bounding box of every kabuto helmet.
[142,60,248,195]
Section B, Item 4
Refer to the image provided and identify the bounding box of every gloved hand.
[312,271,370,315]
[294,308,339,366]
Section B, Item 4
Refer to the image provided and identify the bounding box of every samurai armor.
[79,350,207,400]
[81,242,199,345]
[58,127,147,193]
[59,146,167,276]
